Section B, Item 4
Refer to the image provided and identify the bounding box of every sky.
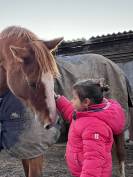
[0,0,133,41]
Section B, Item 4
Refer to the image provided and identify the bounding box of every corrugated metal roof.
[90,30,133,40]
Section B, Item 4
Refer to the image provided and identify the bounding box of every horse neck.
[0,66,8,96]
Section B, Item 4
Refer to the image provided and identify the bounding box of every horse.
[0,26,63,177]
[55,53,133,177]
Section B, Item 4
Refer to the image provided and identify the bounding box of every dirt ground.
[0,143,132,177]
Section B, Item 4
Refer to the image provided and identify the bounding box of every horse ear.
[10,45,26,62]
[43,37,64,51]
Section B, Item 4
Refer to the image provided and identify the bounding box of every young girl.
[55,79,125,177]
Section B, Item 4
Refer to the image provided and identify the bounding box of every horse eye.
[29,82,37,90]
[23,57,33,65]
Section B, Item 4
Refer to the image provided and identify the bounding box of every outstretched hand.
[54,92,60,100]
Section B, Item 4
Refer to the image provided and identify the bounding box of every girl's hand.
[54,93,60,100]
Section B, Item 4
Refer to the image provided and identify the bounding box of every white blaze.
[41,72,57,123]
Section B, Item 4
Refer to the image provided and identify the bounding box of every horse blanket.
[0,89,60,159]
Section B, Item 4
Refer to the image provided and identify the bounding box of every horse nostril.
[44,123,52,130]
[45,124,51,129]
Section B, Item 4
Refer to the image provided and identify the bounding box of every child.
[55,79,125,177]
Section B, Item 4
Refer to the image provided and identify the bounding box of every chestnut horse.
[0,26,63,177]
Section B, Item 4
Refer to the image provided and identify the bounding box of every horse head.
[0,26,63,127]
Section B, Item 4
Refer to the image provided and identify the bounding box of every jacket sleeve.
[56,96,74,122]
[80,129,106,177]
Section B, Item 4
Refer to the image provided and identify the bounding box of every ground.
[0,144,132,177]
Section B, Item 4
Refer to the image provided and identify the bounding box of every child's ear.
[83,98,91,106]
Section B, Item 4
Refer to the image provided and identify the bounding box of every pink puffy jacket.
[56,96,125,177]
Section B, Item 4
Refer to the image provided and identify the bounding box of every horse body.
[55,53,132,177]
[0,26,63,177]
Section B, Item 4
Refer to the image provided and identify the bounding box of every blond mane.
[0,26,59,77]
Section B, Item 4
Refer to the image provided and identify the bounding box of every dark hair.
[73,79,109,104]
